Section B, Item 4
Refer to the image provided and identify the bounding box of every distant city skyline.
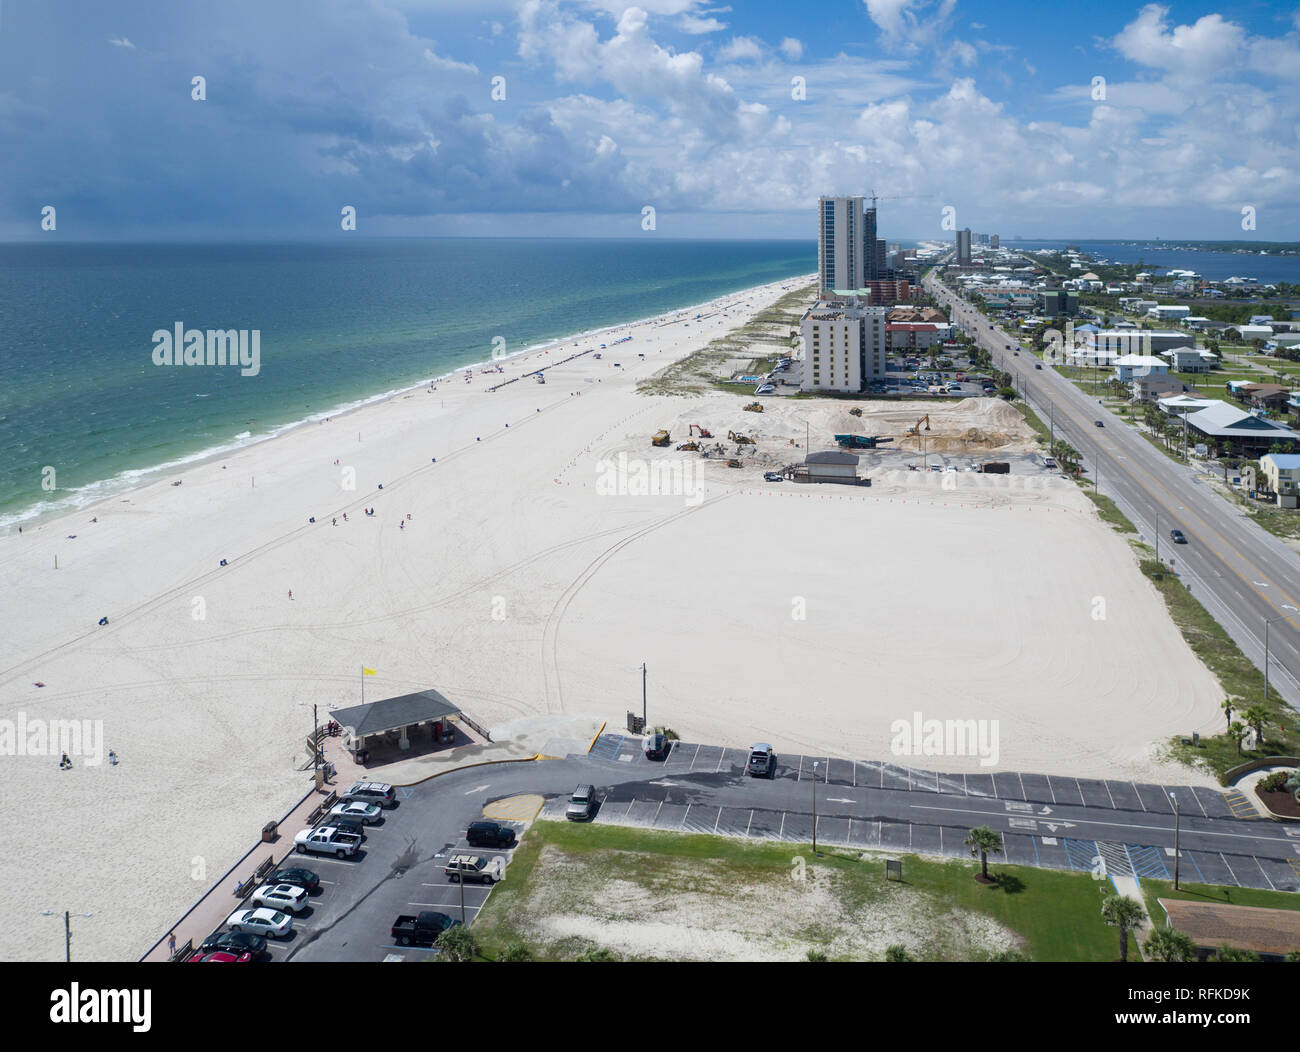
[2,1,1299,241]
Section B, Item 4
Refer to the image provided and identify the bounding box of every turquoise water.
[0,239,814,528]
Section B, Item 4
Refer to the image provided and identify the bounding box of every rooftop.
[1159,899,1300,956]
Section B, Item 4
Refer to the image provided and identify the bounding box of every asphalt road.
[925,271,1300,712]
[260,737,1300,960]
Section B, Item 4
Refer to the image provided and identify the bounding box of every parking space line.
[715,749,726,773]
[797,755,804,781]
[690,743,701,770]
[746,810,754,837]
[1190,789,1208,819]
[681,804,691,829]
[1188,850,1206,884]
[653,800,664,825]
[714,808,721,833]
[1220,853,1240,886]
[1258,859,1277,891]
[1133,783,1146,813]
[848,818,853,841]
[1017,773,1026,800]
[624,799,634,817]
[409,901,482,912]
[962,773,968,797]
[852,763,856,788]
[779,812,786,839]
[1104,781,1116,809]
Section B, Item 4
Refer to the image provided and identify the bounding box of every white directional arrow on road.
[1039,806,1052,815]
[1043,822,1077,833]
[647,779,680,787]
[826,797,854,804]
[464,784,489,795]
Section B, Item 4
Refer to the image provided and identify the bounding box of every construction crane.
[689,424,713,438]
[904,414,930,437]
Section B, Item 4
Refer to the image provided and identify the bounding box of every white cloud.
[679,14,727,34]
[1112,5,1246,76]
[779,37,804,61]
[108,37,135,49]
[718,35,763,62]
[424,47,480,75]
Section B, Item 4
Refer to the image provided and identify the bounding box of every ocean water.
[0,239,814,528]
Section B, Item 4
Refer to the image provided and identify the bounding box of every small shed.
[794,449,861,485]
[1158,899,1300,961]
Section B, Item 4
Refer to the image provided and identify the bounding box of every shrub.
[805,949,828,962]
[498,940,531,962]
[884,945,915,962]
[575,946,620,962]
[437,925,478,962]
[1258,770,1289,792]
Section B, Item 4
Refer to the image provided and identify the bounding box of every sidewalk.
[142,714,602,961]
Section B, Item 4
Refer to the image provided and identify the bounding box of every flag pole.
[361,665,364,704]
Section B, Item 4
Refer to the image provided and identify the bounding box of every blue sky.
[2,0,1298,240]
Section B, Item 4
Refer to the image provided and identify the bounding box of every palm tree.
[1221,698,1235,733]
[1229,720,1249,755]
[1214,945,1260,963]
[965,825,1002,881]
[1143,927,1197,962]
[1285,768,1300,804]
[1242,705,1269,749]
[1101,894,1147,963]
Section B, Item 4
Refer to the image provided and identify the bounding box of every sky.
[2,0,1299,241]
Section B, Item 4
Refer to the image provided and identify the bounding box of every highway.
[925,270,1300,714]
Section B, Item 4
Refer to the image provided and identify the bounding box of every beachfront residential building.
[1148,305,1191,322]
[886,322,950,352]
[818,196,865,294]
[1132,375,1187,403]
[799,292,887,393]
[863,278,910,304]
[1235,325,1275,343]
[1078,330,1190,359]
[1158,395,1220,416]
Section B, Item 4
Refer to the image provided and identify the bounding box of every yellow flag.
[363,667,377,676]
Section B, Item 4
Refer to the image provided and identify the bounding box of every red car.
[189,951,253,963]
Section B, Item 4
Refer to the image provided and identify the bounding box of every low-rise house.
[1158,899,1300,961]
[1132,375,1187,402]
[1113,354,1169,382]
[1158,395,1220,416]
[1235,324,1275,343]
[1239,383,1290,409]
[1162,346,1216,372]
[1148,304,1191,321]
[1260,453,1300,507]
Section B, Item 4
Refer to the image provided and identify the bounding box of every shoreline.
[0,272,816,535]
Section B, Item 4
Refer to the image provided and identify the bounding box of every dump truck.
[743,402,764,413]
[651,430,671,447]
[834,435,894,450]
[979,461,1010,474]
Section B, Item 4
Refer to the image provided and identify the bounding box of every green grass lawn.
[472,820,1128,962]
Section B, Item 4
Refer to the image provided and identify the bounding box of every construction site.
[638,395,1040,482]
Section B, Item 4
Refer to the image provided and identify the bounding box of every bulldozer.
[726,459,742,468]
[743,402,764,413]
[676,440,700,452]
[849,408,864,417]
[651,429,671,447]
[727,430,755,445]
[904,414,931,437]
[689,423,713,438]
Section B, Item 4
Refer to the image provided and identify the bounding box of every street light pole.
[640,662,647,728]
[41,909,91,962]
[1171,792,1181,891]
[812,760,820,854]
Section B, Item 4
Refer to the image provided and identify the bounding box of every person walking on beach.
[108,750,118,766]
[167,932,176,957]
[59,752,72,770]
[288,589,293,600]
[331,517,337,526]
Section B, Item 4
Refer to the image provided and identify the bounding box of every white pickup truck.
[293,825,361,859]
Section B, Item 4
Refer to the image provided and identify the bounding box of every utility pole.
[312,704,320,781]
[640,662,647,728]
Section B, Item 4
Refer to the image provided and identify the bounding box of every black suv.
[466,821,515,848]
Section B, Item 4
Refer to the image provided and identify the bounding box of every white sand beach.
[0,277,1224,960]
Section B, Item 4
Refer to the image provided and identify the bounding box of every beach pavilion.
[330,688,465,764]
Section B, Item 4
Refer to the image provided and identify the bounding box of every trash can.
[261,820,277,843]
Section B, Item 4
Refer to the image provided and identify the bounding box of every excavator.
[727,430,755,445]
[689,424,713,438]
[904,414,931,437]
[651,429,671,447]
[743,402,764,413]
[677,440,700,452]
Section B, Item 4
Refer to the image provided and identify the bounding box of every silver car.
[566,784,597,821]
